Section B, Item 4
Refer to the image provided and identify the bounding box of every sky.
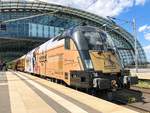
[3,0,150,61]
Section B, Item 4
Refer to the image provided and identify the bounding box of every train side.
[26,38,84,86]
[10,55,25,71]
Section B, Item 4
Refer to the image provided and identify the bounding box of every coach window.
[65,38,70,50]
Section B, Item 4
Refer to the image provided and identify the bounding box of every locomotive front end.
[68,26,138,90]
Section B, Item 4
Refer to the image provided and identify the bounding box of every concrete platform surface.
[0,71,139,113]
[130,69,150,80]
[131,72,150,80]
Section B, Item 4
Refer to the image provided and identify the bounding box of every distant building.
[0,1,147,67]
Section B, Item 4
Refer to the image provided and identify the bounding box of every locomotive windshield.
[71,26,115,70]
[82,31,107,50]
[72,28,109,51]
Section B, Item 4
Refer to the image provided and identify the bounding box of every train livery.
[10,26,138,91]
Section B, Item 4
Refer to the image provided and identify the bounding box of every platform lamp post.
[107,17,138,73]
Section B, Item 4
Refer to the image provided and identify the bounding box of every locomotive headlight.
[93,72,98,77]
[71,74,78,78]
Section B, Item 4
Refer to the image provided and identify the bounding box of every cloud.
[2,0,146,17]
[143,45,150,62]
[31,0,147,17]
[138,25,150,42]
[135,0,146,5]
[139,25,150,61]
[144,33,150,41]
[87,0,134,17]
[138,25,150,32]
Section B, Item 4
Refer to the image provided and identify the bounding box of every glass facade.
[0,1,147,67]
[28,23,64,38]
[110,33,134,66]
[0,12,67,38]
[110,32,147,67]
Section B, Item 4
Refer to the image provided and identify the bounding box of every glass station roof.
[0,1,147,67]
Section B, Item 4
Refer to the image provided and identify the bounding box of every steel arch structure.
[0,1,147,67]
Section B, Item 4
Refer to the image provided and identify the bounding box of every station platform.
[130,69,150,80]
[0,71,138,113]
[136,73,150,80]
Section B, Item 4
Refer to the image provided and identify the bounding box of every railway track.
[124,87,150,113]
[131,86,150,94]
[96,86,150,113]
[126,104,150,113]
[78,84,150,113]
